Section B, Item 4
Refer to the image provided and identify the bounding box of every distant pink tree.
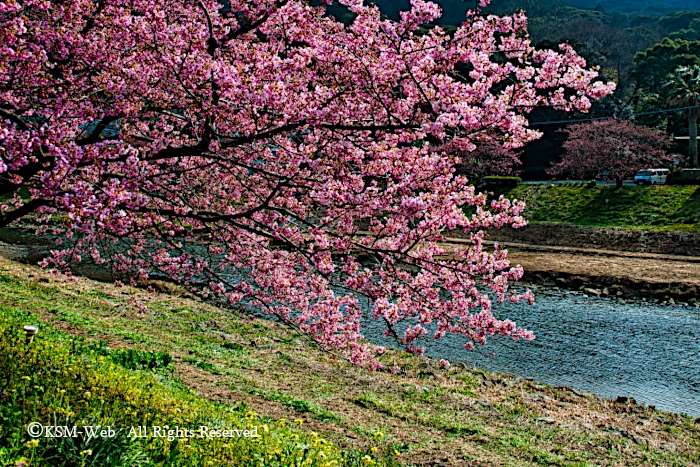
[549,120,671,187]
[455,139,522,179]
[1,0,614,367]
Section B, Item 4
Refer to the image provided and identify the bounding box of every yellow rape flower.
[361,455,375,466]
[24,440,39,449]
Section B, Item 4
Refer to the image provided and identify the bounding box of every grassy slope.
[0,289,370,466]
[0,257,698,467]
[498,185,700,231]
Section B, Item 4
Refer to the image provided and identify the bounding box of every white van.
[634,168,670,185]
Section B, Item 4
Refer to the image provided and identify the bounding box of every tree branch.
[0,108,30,132]
[226,0,290,41]
[0,199,49,228]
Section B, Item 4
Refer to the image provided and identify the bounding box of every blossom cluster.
[0,0,614,366]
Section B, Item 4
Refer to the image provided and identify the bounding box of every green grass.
[0,309,390,466]
[496,185,700,231]
[0,310,353,467]
[0,258,697,467]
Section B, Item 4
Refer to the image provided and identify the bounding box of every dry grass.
[0,256,698,466]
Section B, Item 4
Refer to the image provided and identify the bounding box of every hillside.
[552,0,700,15]
[364,0,700,24]
[502,184,700,231]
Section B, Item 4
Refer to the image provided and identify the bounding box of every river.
[361,290,700,417]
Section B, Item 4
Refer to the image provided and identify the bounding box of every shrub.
[669,169,700,185]
[79,341,173,371]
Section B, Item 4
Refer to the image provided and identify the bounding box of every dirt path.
[485,240,700,263]
[509,250,700,288]
[439,234,700,286]
[435,236,700,302]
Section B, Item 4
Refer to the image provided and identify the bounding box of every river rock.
[584,288,601,296]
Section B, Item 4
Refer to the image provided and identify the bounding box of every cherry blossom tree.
[0,0,614,367]
[455,138,522,180]
[549,120,670,187]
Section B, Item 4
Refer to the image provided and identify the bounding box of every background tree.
[669,18,700,41]
[366,0,700,174]
[0,0,613,367]
[628,38,700,128]
[548,119,670,186]
[665,65,700,167]
[631,38,700,99]
[656,10,700,34]
[455,139,522,180]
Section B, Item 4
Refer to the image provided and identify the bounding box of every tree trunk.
[690,115,698,168]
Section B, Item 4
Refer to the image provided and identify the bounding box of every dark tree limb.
[0,199,49,228]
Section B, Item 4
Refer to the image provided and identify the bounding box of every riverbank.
[443,223,700,304]
[3,221,700,304]
[0,257,697,466]
[484,223,700,256]
[0,306,351,467]
[512,248,700,304]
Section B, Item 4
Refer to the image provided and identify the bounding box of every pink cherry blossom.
[0,0,613,367]
[549,120,671,186]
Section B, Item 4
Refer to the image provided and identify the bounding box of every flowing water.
[362,291,700,416]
